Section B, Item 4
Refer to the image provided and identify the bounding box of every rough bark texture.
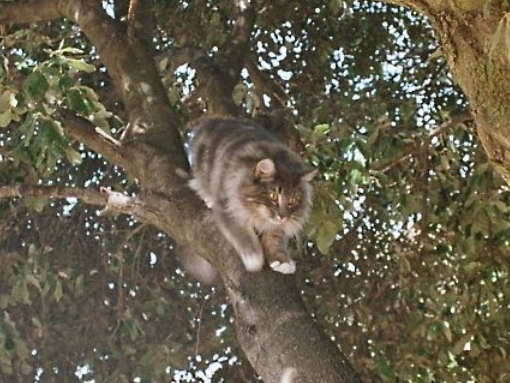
[0,1,365,382]
[383,0,510,183]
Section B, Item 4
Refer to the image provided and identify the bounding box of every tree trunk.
[385,0,510,182]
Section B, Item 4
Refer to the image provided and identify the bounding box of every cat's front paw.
[240,252,265,272]
[269,260,296,274]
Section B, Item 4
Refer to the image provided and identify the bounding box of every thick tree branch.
[127,0,154,44]
[194,56,242,115]
[208,0,256,114]
[0,184,150,221]
[58,0,187,169]
[178,0,257,116]
[159,46,242,115]
[142,187,366,383]
[222,0,256,78]
[0,184,106,205]
[114,0,130,21]
[62,111,134,173]
[0,0,61,25]
[155,0,256,116]
[255,109,306,154]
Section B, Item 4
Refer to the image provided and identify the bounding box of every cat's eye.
[288,197,297,206]
[269,191,279,202]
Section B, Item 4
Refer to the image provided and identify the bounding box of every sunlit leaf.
[66,58,96,73]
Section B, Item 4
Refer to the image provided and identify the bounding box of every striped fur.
[189,117,315,273]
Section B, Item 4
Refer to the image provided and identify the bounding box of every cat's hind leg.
[189,178,215,208]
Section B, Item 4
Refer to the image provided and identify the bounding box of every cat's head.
[240,157,317,229]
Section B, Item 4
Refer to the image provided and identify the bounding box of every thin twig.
[194,295,210,356]
[374,111,472,174]
[114,223,147,324]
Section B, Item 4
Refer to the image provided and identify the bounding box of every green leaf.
[0,354,13,376]
[158,57,169,72]
[23,71,49,98]
[210,12,221,27]
[329,0,342,16]
[25,275,41,291]
[348,169,363,186]
[168,86,181,106]
[74,275,84,296]
[58,75,73,91]
[313,124,331,136]
[12,281,30,305]
[31,317,42,328]
[0,295,10,309]
[402,194,420,216]
[452,334,472,355]
[27,197,49,213]
[315,220,340,254]
[91,109,112,130]
[443,321,452,342]
[493,199,508,213]
[376,357,395,382]
[57,47,84,56]
[232,83,246,106]
[67,88,94,115]
[66,58,96,73]
[65,148,83,165]
[21,114,35,146]
[0,91,11,113]
[246,92,261,115]
[54,280,63,302]
[41,119,66,147]
[0,109,14,128]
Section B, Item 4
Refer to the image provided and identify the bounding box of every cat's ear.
[255,158,276,179]
[301,168,318,182]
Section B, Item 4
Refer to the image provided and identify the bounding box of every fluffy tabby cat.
[189,117,316,274]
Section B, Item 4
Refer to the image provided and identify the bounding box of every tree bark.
[381,0,510,183]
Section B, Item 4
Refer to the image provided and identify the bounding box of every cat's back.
[190,117,277,171]
[192,117,274,148]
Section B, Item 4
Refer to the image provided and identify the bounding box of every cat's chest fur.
[189,117,316,274]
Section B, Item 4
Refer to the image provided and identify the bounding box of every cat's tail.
[176,246,218,285]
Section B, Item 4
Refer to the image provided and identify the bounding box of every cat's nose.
[277,214,287,221]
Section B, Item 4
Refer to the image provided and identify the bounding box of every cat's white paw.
[240,252,265,272]
[270,260,296,274]
[203,196,214,209]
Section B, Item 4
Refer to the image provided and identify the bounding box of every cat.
[188,116,316,274]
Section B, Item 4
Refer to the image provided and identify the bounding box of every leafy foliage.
[0,1,509,382]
